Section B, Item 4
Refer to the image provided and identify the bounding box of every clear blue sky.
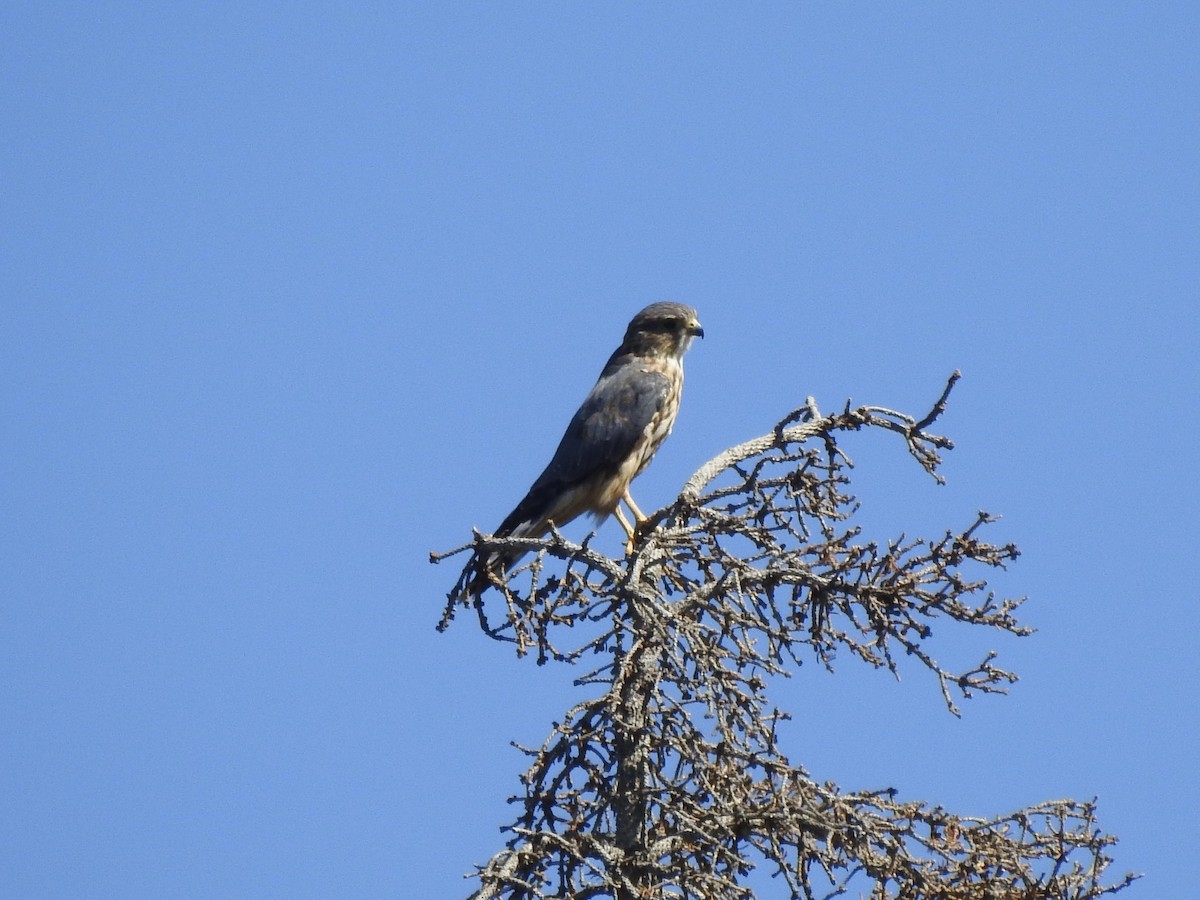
[3,3,1196,897]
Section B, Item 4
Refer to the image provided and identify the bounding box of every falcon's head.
[621,302,705,360]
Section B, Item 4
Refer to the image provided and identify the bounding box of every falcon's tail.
[467,477,590,599]
[465,535,543,600]
[465,502,550,600]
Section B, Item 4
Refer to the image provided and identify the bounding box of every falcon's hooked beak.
[679,317,703,355]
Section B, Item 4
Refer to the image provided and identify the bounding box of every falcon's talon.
[621,489,649,526]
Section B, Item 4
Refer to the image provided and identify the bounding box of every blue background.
[3,3,1196,896]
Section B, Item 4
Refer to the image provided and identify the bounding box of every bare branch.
[435,375,1135,898]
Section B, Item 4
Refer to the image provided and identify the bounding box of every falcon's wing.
[496,360,672,536]
[542,363,672,485]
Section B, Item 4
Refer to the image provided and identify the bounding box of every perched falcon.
[476,302,703,588]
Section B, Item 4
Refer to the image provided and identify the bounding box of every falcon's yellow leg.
[613,505,636,554]
[621,489,648,525]
[618,489,651,554]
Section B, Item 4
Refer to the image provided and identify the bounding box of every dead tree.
[433,373,1135,899]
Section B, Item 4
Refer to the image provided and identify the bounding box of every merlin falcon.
[476,302,703,588]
